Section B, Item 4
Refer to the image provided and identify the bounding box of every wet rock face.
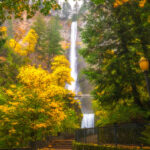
[77,52,93,94]
[60,20,71,42]
[6,10,92,95]
[80,96,93,114]
[76,19,93,94]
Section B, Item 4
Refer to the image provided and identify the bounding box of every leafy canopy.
[80,0,150,126]
[0,55,80,148]
[0,0,60,24]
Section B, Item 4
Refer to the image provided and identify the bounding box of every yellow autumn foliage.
[22,29,38,53]
[106,49,115,55]
[9,29,38,56]
[0,54,80,147]
[0,26,7,32]
[17,55,73,96]
[52,66,73,87]
[139,0,147,7]
[9,128,16,134]
[5,89,14,96]
[60,41,70,50]
[18,65,54,88]
[113,0,147,7]
[51,55,70,70]
[0,26,7,38]
[14,27,25,41]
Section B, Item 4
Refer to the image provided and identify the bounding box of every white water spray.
[68,1,94,129]
[68,22,78,92]
[81,114,95,128]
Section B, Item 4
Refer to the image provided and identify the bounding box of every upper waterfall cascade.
[67,1,94,128]
[67,22,78,92]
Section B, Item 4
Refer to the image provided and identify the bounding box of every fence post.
[84,129,86,143]
[114,123,118,147]
[97,127,100,145]
[75,129,77,141]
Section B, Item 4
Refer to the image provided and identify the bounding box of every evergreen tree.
[80,1,150,125]
[62,2,71,19]
[32,15,63,68]
[32,14,47,54]
[0,0,60,24]
[0,27,23,87]
[47,16,63,61]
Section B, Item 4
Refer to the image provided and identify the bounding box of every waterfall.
[68,21,78,92]
[81,114,95,128]
[68,1,94,129]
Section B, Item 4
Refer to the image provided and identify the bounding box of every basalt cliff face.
[5,10,92,95]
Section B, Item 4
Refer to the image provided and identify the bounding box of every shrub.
[73,142,142,150]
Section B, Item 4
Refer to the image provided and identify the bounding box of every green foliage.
[72,14,78,22]
[0,36,23,87]
[0,90,6,105]
[32,14,47,54]
[141,124,150,144]
[92,0,105,5]
[0,28,6,49]
[61,108,81,130]
[0,15,81,149]
[73,142,139,150]
[80,1,150,125]
[6,19,14,39]
[94,101,147,126]
[0,53,81,149]
[47,16,63,58]
[32,15,63,62]
[0,63,80,148]
[0,0,60,24]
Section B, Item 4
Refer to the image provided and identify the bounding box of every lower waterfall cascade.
[68,18,94,128]
[81,114,95,128]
